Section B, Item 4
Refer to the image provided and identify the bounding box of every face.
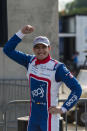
[33,44,51,60]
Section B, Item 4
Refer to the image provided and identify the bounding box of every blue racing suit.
[3,31,82,131]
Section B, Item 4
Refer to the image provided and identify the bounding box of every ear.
[32,48,35,53]
[48,46,51,51]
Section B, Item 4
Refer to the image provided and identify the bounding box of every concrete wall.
[0,1,59,130]
[1,0,58,79]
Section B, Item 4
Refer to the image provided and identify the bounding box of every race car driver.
[3,25,82,131]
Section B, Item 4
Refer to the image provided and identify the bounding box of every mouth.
[38,53,45,56]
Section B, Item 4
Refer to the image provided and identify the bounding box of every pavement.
[63,123,86,131]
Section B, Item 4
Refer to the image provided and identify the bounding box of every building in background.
[59,14,87,68]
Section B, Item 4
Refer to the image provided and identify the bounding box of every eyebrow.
[34,45,47,48]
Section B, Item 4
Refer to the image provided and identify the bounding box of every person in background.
[72,51,80,76]
[3,25,82,131]
[72,51,79,70]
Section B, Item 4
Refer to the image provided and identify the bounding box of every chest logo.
[32,87,44,98]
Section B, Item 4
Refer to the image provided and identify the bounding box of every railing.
[59,98,87,131]
[0,79,29,131]
[3,100,30,131]
[1,98,87,131]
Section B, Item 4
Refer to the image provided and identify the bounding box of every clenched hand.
[21,25,34,34]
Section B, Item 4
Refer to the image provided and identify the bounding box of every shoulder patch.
[53,61,63,70]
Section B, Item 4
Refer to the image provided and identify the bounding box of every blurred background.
[59,0,87,131]
[59,0,87,76]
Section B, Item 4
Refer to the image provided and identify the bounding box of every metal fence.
[0,79,29,102]
[0,98,87,131]
[3,100,30,131]
[0,79,87,131]
[59,98,87,131]
[0,79,29,131]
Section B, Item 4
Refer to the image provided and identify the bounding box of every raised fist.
[21,25,34,34]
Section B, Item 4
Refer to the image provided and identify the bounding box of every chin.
[37,55,48,60]
[38,57,45,60]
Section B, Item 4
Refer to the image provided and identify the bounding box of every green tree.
[65,0,87,15]
[75,0,87,8]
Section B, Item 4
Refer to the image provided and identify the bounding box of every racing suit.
[3,31,82,131]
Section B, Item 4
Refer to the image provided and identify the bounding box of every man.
[3,25,82,131]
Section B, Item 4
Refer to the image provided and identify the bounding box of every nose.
[38,47,43,51]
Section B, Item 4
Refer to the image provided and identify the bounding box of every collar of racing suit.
[35,54,51,65]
